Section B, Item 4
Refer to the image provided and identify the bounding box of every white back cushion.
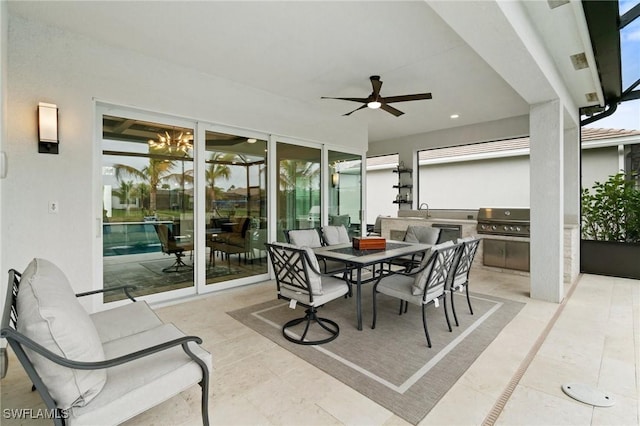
[411,241,454,295]
[17,258,107,409]
[288,229,322,248]
[404,226,440,245]
[322,225,350,245]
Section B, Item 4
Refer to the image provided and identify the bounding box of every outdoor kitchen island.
[379,209,579,284]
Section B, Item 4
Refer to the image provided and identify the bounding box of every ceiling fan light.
[367,101,382,109]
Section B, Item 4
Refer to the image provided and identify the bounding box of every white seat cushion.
[16,258,107,409]
[68,323,212,426]
[280,275,349,306]
[379,273,445,306]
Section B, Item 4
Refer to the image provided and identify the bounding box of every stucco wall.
[581,146,619,191]
[4,15,366,305]
[366,146,624,222]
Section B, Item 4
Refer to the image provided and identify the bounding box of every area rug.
[228,286,524,425]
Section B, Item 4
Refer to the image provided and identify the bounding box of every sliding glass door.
[328,150,363,238]
[204,130,268,285]
[101,114,195,302]
[98,105,364,304]
[276,142,321,242]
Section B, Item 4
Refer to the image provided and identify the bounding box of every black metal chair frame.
[0,270,210,426]
[448,238,481,326]
[266,243,351,345]
[154,224,194,273]
[372,243,462,348]
[283,228,352,278]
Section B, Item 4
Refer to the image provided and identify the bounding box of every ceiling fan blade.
[343,104,368,116]
[370,75,382,99]
[380,103,404,117]
[321,96,369,103]
[383,93,433,104]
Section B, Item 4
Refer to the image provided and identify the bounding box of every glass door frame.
[95,102,199,311]
[323,143,367,237]
[196,122,271,294]
[268,137,366,240]
[95,103,366,310]
[270,136,325,242]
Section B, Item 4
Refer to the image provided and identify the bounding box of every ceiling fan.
[322,75,432,117]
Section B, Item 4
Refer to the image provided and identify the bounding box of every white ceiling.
[8,1,600,143]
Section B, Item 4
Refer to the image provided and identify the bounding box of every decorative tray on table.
[352,237,386,250]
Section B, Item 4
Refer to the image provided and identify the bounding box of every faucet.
[418,203,430,217]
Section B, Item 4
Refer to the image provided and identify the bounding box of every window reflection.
[329,151,362,238]
[205,131,268,284]
[101,115,195,302]
[276,142,321,241]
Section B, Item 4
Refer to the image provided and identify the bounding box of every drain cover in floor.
[562,383,615,407]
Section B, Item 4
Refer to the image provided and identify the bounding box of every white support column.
[563,124,580,285]
[530,100,564,303]
[564,125,580,225]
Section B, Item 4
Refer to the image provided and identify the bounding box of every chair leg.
[282,307,339,345]
[450,289,460,326]
[371,288,378,329]
[162,252,193,273]
[397,300,408,315]
[465,283,474,315]
[443,294,452,332]
[182,343,210,426]
[421,304,432,348]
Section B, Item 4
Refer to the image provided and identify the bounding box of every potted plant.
[581,173,640,278]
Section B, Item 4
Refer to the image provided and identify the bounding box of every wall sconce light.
[331,172,340,187]
[38,102,59,154]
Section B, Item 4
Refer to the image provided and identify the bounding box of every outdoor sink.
[397,209,477,221]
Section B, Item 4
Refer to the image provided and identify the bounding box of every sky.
[586,0,640,131]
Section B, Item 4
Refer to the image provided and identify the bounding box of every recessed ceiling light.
[570,53,589,70]
[585,92,598,102]
[450,114,459,119]
[247,138,257,143]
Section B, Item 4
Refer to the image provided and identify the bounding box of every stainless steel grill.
[476,207,530,237]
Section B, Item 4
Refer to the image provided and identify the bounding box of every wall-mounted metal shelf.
[393,166,412,207]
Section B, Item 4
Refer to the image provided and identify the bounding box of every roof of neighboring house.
[366,128,640,168]
[225,187,262,197]
[581,127,640,141]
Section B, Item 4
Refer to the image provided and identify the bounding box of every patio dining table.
[313,240,432,330]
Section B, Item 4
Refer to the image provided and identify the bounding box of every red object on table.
[352,237,386,250]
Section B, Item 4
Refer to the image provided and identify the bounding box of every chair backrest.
[404,225,441,245]
[154,224,174,253]
[373,215,385,233]
[265,243,323,299]
[285,228,323,248]
[329,214,350,227]
[450,237,481,288]
[321,225,350,245]
[420,242,462,302]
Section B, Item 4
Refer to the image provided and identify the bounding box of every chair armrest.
[305,255,352,277]
[1,327,203,370]
[76,285,137,302]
